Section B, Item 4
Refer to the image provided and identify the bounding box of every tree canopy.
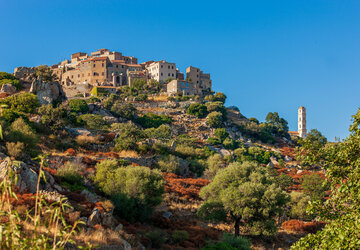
[198,161,289,236]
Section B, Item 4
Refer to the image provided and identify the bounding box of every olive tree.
[198,161,289,237]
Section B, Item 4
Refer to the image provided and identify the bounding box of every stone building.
[167,79,194,95]
[186,66,212,95]
[146,60,176,83]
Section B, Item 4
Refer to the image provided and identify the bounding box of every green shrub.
[56,161,85,192]
[157,155,180,174]
[175,144,197,158]
[289,191,311,220]
[207,137,221,145]
[94,161,165,221]
[35,65,56,82]
[301,174,328,201]
[38,104,69,131]
[78,114,107,130]
[144,124,171,140]
[172,230,189,244]
[0,79,21,90]
[204,154,225,179]
[111,102,137,120]
[7,117,38,148]
[146,230,166,248]
[0,93,39,113]
[0,109,26,123]
[136,113,172,128]
[103,94,120,109]
[206,101,227,118]
[201,242,236,250]
[223,137,236,150]
[277,173,293,190]
[134,93,147,101]
[86,96,100,104]
[214,128,229,142]
[6,141,24,159]
[187,103,208,118]
[213,92,227,103]
[188,159,206,177]
[206,111,223,128]
[0,72,16,80]
[68,99,89,113]
[112,123,142,151]
[222,233,251,250]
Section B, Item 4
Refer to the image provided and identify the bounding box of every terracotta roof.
[288,131,299,135]
[111,60,126,64]
[83,56,108,62]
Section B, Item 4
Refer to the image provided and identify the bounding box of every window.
[93,64,96,68]
[93,72,96,76]
[168,73,170,76]
[102,72,104,76]
[161,65,163,68]
[102,63,104,67]
[172,73,174,77]
[78,74,80,78]
[172,66,174,69]
[161,72,163,76]
[168,65,170,69]
[116,65,118,68]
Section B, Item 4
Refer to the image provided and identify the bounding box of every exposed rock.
[80,189,99,203]
[297,170,303,174]
[102,212,114,228]
[39,190,66,202]
[284,155,293,162]
[162,211,172,218]
[87,208,102,227]
[66,127,91,136]
[270,156,279,166]
[0,84,16,94]
[219,149,231,157]
[0,160,39,193]
[30,77,65,105]
[115,223,124,232]
[103,116,118,124]
[14,67,35,82]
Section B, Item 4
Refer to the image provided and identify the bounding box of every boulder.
[103,116,118,124]
[115,223,124,232]
[101,212,114,228]
[0,84,16,94]
[14,67,35,82]
[270,156,279,166]
[87,208,102,227]
[284,155,293,162]
[0,160,39,193]
[66,127,91,136]
[80,189,99,203]
[30,77,65,105]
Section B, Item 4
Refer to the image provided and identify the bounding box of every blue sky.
[1,0,360,140]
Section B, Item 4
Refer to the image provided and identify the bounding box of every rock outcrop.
[30,77,65,105]
[0,84,17,94]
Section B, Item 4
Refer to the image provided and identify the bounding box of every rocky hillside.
[0,69,327,249]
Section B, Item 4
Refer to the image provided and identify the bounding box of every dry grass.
[75,135,100,146]
[148,94,169,102]
[117,150,139,158]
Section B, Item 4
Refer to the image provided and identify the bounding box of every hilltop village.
[0,49,330,249]
[14,48,212,99]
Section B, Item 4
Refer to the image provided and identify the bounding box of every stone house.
[167,79,194,95]
[146,60,176,83]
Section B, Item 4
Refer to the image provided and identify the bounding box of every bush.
[103,94,120,109]
[206,101,227,118]
[78,114,107,130]
[146,230,166,248]
[136,113,172,128]
[7,118,38,148]
[93,162,165,221]
[223,137,236,150]
[289,191,311,220]
[0,79,21,90]
[175,144,197,158]
[68,99,89,113]
[207,137,221,145]
[0,72,16,80]
[206,111,223,128]
[0,109,26,123]
[213,92,227,103]
[222,233,251,250]
[187,103,208,118]
[201,242,236,250]
[214,128,229,142]
[172,230,189,244]
[157,155,180,174]
[0,93,39,113]
[6,141,24,159]
[134,93,147,101]
[38,104,69,131]
[112,123,142,151]
[56,161,85,191]
[277,173,293,190]
[301,174,328,201]
[204,154,225,179]
[111,102,137,120]
[144,124,171,140]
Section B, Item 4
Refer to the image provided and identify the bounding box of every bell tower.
[298,106,307,138]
